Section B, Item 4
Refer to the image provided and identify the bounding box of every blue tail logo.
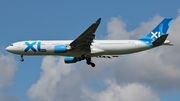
[151,31,160,39]
[139,18,173,42]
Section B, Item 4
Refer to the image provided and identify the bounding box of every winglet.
[96,18,101,24]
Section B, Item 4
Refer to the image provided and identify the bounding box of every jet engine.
[64,56,81,63]
[54,45,71,53]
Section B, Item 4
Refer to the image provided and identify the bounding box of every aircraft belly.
[99,44,137,54]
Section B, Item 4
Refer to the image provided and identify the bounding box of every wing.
[70,18,101,53]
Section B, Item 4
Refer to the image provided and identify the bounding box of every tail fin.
[139,18,173,44]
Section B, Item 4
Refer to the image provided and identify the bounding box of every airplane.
[6,18,173,67]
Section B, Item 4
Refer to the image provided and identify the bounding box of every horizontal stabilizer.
[152,34,168,46]
[165,43,174,46]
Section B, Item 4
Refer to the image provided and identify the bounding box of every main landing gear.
[20,55,24,62]
[81,54,95,67]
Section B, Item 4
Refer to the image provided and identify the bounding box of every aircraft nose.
[6,46,10,52]
[6,44,18,54]
[6,46,12,52]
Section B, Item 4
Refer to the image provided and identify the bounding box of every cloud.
[82,79,160,101]
[0,92,20,101]
[0,52,19,101]
[105,16,130,39]
[27,56,73,101]
[0,52,17,88]
[27,56,160,101]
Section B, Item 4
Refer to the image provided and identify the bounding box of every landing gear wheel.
[91,63,95,67]
[20,58,24,62]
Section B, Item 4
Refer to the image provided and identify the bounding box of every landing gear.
[81,54,86,60]
[90,63,95,67]
[81,55,95,67]
[20,55,24,62]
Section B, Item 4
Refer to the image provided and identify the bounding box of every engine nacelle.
[54,45,71,53]
[64,56,78,63]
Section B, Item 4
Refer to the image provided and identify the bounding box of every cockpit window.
[10,44,13,46]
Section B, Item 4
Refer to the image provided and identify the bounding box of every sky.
[0,0,180,101]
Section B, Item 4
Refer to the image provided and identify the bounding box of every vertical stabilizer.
[139,18,173,43]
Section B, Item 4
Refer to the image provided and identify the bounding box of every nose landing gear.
[20,55,24,62]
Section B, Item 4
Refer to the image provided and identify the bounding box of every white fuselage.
[6,40,156,57]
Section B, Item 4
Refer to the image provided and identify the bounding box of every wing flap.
[96,55,120,59]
